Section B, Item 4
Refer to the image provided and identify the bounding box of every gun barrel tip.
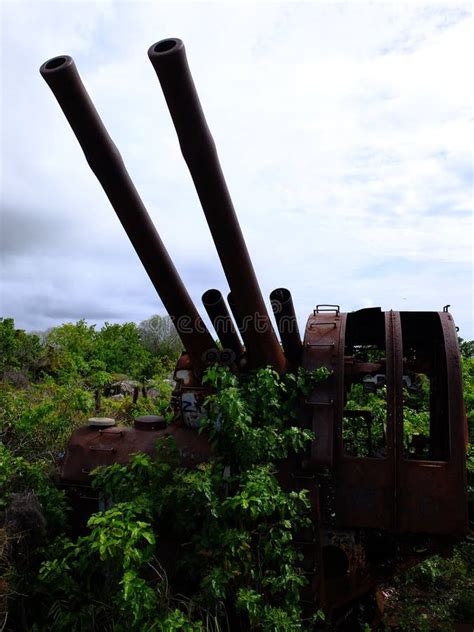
[40,55,73,75]
[148,38,183,58]
[202,289,223,306]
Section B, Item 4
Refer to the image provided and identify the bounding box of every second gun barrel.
[270,288,302,365]
[202,289,244,357]
[148,38,286,373]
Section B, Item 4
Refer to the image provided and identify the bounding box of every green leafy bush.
[1,316,472,631]
[0,318,43,380]
[0,444,67,532]
[0,380,93,459]
[30,366,328,631]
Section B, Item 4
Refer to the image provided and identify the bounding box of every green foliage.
[0,317,42,378]
[1,316,472,631]
[344,377,432,458]
[31,366,327,630]
[1,316,178,390]
[384,539,474,630]
[462,355,474,524]
[45,320,97,382]
[95,322,156,380]
[44,320,160,384]
[0,444,67,533]
[459,337,474,360]
[36,502,159,630]
[0,379,93,458]
[201,365,328,468]
[462,356,474,437]
[344,383,387,456]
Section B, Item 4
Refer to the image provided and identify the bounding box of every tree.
[459,337,474,359]
[95,322,154,379]
[45,320,97,381]
[0,318,18,374]
[138,314,183,361]
[0,317,42,378]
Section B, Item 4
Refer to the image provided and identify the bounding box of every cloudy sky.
[1,1,473,340]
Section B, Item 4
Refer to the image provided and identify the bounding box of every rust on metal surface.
[270,288,303,365]
[395,311,468,535]
[148,38,286,373]
[302,307,346,468]
[61,419,212,484]
[61,421,211,484]
[333,310,397,530]
[61,424,161,484]
[134,415,167,431]
[301,307,468,536]
[61,420,213,533]
[39,55,216,374]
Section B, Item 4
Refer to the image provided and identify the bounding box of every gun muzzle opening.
[271,288,292,310]
[45,57,68,70]
[40,56,73,75]
[202,289,224,307]
[151,39,181,55]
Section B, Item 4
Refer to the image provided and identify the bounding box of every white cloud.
[1,2,472,338]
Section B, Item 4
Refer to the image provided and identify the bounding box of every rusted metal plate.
[134,415,167,431]
[396,311,468,535]
[61,423,212,484]
[302,308,346,467]
[327,308,468,534]
[61,421,212,535]
[333,311,397,530]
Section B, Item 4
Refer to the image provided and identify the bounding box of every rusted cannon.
[40,38,468,616]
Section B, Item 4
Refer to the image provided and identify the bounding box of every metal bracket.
[314,304,340,315]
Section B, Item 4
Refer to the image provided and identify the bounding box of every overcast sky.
[1,1,473,340]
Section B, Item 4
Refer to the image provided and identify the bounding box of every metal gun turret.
[40,40,469,619]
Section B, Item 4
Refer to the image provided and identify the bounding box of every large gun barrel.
[202,289,244,358]
[148,39,286,373]
[270,288,302,365]
[40,55,216,373]
[227,292,245,336]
